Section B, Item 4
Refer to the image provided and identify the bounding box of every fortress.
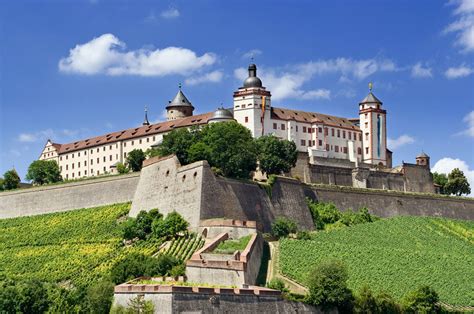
[37,63,435,193]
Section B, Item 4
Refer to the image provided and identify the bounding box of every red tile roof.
[58,112,213,154]
[271,107,361,131]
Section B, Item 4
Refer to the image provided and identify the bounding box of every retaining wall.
[0,173,140,219]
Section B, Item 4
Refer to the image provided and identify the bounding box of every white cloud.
[444,65,474,78]
[59,34,216,76]
[233,57,396,101]
[161,8,180,19]
[17,129,84,143]
[458,110,474,137]
[185,70,223,85]
[411,62,433,78]
[432,157,474,194]
[242,49,262,59]
[444,0,474,53]
[387,135,415,150]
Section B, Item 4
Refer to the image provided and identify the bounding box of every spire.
[142,106,150,126]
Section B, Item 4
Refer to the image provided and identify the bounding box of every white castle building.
[39,64,390,180]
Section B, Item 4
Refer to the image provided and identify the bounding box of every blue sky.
[1,0,473,186]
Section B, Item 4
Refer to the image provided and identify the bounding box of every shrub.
[306,259,353,311]
[126,149,146,172]
[375,292,401,314]
[116,162,129,174]
[354,285,378,313]
[296,231,311,240]
[152,211,188,239]
[170,264,186,277]
[267,278,289,293]
[271,217,297,238]
[3,169,21,190]
[122,210,164,241]
[402,285,439,313]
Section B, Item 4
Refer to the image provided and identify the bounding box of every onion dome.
[243,64,263,88]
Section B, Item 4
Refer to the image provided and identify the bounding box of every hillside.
[279,216,474,306]
[0,203,160,287]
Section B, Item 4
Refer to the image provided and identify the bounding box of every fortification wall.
[0,173,139,219]
[309,185,474,220]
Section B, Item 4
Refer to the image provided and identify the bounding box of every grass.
[0,203,160,287]
[213,235,252,254]
[279,216,474,306]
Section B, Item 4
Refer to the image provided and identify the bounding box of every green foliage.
[164,233,205,262]
[267,278,289,293]
[0,178,4,191]
[271,217,298,238]
[432,172,449,195]
[111,295,154,314]
[306,259,353,311]
[83,279,115,314]
[354,286,402,314]
[402,286,440,313]
[126,149,146,172]
[147,127,201,164]
[256,135,298,175]
[116,162,130,174]
[2,169,21,190]
[213,235,252,254]
[170,264,186,277]
[110,253,180,284]
[307,199,377,230]
[445,168,471,196]
[26,160,62,185]
[296,230,312,240]
[152,211,189,239]
[0,279,50,313]
[279,216,474,305]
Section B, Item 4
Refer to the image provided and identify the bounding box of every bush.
[111,295,154,314]
[0,279,50,313]
[26,160,62,185]
[122,210,164,241]
[110,253,180,284]
[3,169,21,190]
[402,285,439,313]
[375,292,401,314]
[271,217,297,238]
[354,285,378,313]
[170,264,186,277]
[152,211,188,239]
[83,279,115,314]
[296,231,311,240]
[116,162,129,174]
[306,259,353,311]
[267,278,289,293]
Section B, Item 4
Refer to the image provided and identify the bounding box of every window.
[66,165,68,170]
[84,160,87,166]
[365,113,368,118]
[97,170,99,175]
[116,143,118,148]
[365,133,369,141]
[124,142,127,147]
[365,122,368,129]
[343,131,346,139]
[153,136,156,141]
[72,153,74,158]
[312,140,315,146]
[78,171,81,177]
[116,154,118,160]
[139,139,142,144]
[85,170,87,175]
[72,173,75,178]
[147,138,149,143]
[60,156,62,161]
[109,155,112,161]
[132,141,134,146]
[103,147,105,151]
[124,152,127,158]
[343,147,348,154]
[66,174,69,179]
[78,162,80,168]
[245,116,249,123]
[303,126,307,133]
[337,130,340,138]
[103,166,106,172]
[348,132,352,140]
[358,148,362,155]
[97,158,99,164]
[326,144,330,151]
[60,166,62,171]
[319,140,323,146]
[85,151,87,155]
[324,128,328,136]
[242,104,246,109]
[66,155,68,160]
[110,145,112,150]
[273,123,277,130]
[335,146,339,152]
[301,139,306,146]
[331,129,335,136]
[318,127,322,133]
[365,147,369,154]
[78,152,80,157]
[359,133,362,141]
[97,148,99,152]
[91,159,93,165]
[296,125,299,132]
[281,124,285,130]
[103,156,106,162]
[72,163,74,169]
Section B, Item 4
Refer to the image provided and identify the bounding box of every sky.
[0,0,473,188]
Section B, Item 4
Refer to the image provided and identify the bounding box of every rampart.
[0,173,139,219]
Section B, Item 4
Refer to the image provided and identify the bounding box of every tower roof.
[166,88,194,109]
[417,151,429,158]
[359,92,382,105]
[142,107,150,126]
[243,63,263,88]
[209,107,234,121]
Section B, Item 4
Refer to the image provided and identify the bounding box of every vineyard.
[162,233,205,261]
[279,216,474,306]
[0,203,161,287]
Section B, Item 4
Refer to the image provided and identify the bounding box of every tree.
[256,135,298,175]
[26,160,62,185]
[126,149,146,172]
[271,217,297,238]
[84,280,115,314]
[147,127,201,164]
[432,172,448,195]
[0,178,4,191]
[445,168,471,196]
[188,121,257,179]
[306,259,353,311]
[3,169,20,190]
[402,286,439,313]
[152,211,188,239]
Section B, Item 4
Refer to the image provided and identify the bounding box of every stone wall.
[309,185,474,220]
[0,173,140,219]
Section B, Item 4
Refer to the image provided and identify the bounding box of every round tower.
[416,151,430,168]
[166,84,194,121]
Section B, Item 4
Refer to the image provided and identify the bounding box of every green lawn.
[0,203,159,287]
[213,235,252,254]
[279,216,474,306]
